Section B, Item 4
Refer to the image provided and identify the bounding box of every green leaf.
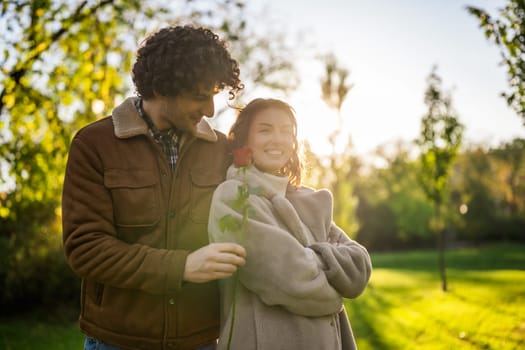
[219,214,241,233]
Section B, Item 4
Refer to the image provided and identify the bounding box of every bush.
[0,215,80,314]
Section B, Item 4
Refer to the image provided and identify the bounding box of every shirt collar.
[134,98,180,142]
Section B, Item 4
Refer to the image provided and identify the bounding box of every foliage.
[467,0,525,125]
[0,212,79,312]
[490,138,525,215]
[451,141,525,242]
[416,67,464,211]
[306,53,359,237]
[354,200,398,251]
[0,0,299,219]
[416,66,464,291]
[0,0,152,312]
[451,147,499,242]
[320,53,352,111]
[172,0,301,98]
[353,137,525,251]
[0,0,299,311]
[310,140,360,238]
[354,142,434,250]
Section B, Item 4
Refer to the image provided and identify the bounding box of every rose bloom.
[232,146,252,167]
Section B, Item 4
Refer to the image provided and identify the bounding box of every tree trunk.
[436,205,448,292]
[437,229,447,292]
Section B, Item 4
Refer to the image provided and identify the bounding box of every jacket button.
[168,298,175,305]
[169,211,176,218]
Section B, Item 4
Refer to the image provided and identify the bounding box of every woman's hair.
[132,25,243,99]
[228,98,303,187]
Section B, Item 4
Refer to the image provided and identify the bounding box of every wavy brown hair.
[228,98,303,187]
[132,25,243,99]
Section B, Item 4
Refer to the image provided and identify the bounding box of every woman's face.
[247,107,295,174]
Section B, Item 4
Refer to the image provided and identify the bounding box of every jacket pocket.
[94,283,104,306]
[85,280,105,307]
[189,169,223,223]
[104,169,160,227]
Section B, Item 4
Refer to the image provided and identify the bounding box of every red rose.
[232,146,252,167]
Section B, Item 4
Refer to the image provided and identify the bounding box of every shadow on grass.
[346,284,392,350]
[348,243,525,349]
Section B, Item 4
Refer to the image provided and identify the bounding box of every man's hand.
[183,242,247,283]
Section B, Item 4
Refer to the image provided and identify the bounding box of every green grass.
[0,318,82,350]
[1,243,524,349]
[346,243,525,350]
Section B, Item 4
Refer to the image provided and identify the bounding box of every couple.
[62,25,372,350]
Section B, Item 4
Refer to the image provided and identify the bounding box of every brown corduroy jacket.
[62,97,231,350]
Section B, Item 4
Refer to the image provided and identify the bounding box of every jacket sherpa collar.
[111,97,218,143]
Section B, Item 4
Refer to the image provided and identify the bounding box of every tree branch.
[0,0,115,115]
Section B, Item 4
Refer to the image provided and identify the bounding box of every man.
[62,25,246,350]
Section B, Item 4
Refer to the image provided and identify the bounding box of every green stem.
[226,168,249,350]
[226,271,239,350]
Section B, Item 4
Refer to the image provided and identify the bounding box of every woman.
[208,98,372,350]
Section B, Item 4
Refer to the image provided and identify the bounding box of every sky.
[230,0,525,159]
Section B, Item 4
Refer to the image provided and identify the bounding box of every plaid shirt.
[134,98,180,172]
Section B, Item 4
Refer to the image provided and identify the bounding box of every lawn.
[347,243,525,350]
[1,243,524,349]
[0,317,82,350]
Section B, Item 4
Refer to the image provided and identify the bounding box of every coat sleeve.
[308,223,372,299]
[208,182,343,317]
[62,134,188,295]
[287,187,372,299]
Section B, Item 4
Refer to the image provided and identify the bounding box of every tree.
[488,138,525,241]
[450,141,525,243]
[0,0,299,310]
[416,67,464,292]
[354,142,434,251]
[0,0,299,220]
[467,1,525,124]
[308,53,359,237]
[0,0,146,310]
[490,138,525,215]
[451,146,507,243]
[181,0,301,100]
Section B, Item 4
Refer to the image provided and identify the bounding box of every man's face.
[155,84,218,134]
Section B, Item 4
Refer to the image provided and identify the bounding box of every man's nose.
[201,98,215,118]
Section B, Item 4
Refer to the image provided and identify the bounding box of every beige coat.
[208,165,372,350]
[62,97,231,349]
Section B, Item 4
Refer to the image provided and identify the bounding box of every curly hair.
[132,25,243,99]
[228,98,303,187]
